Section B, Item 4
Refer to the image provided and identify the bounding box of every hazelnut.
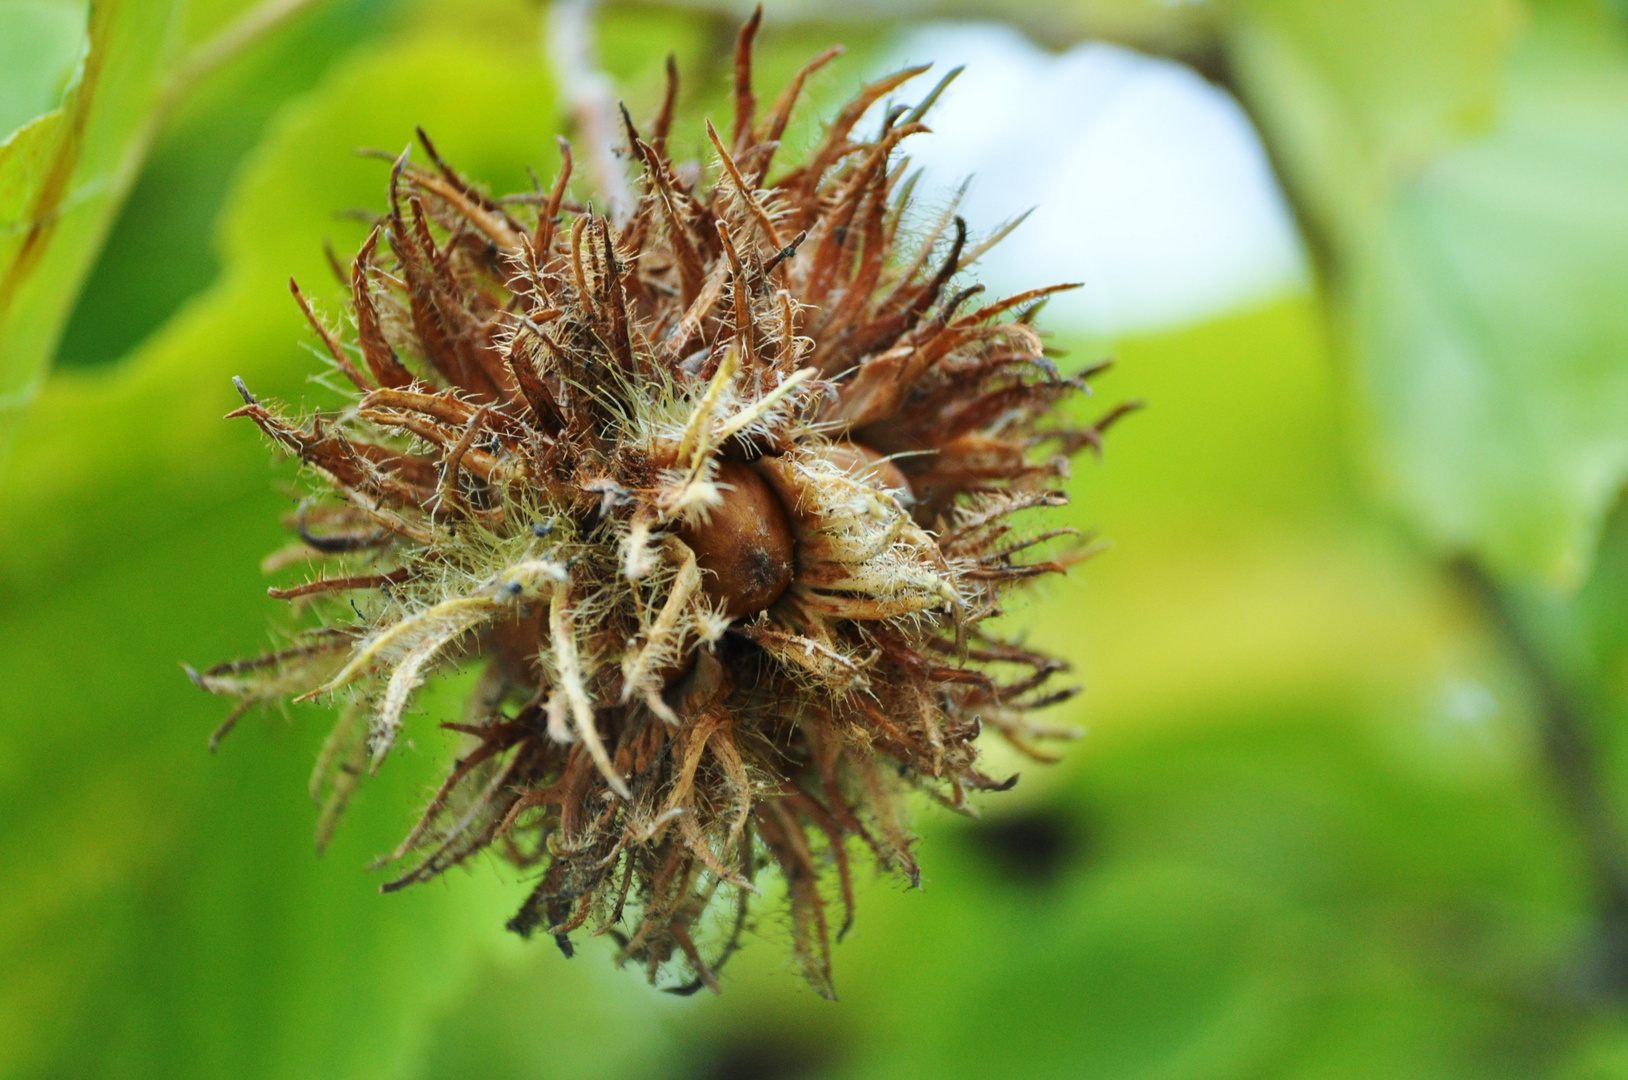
[678,459,796,619]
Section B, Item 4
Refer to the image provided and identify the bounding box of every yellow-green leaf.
[1228,1,1628,585]
[0,0,189,443]
[0,0,88,139]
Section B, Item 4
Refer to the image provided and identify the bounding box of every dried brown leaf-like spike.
[189,20,1129,998]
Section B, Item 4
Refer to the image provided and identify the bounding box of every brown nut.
[677,459,796,619]
[819,440,912,501]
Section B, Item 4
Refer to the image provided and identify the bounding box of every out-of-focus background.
[5,1,1628,1077]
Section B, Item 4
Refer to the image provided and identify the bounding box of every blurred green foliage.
[0,0,184,444]
[1228,0,1628,587]
[5,1,1628,1078]
[52,0,403,369]
[1,16,563,1077]
[0,1,88,138]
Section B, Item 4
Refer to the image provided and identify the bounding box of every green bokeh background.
[6,1,1628,1078]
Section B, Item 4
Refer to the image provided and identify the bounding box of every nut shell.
[678,460,796,619]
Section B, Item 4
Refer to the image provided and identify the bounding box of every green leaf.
[52,0,405,370]
[1351,7,1628,587]
[1226,0,1521,232]
[0,0,188,444]
[1228,0,1628,585]
[0,24,559,1078]
[0,1,87,140]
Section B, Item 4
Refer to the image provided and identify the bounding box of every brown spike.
[663,262,729,362]
[323,240,350,288]
[403,194,491,397]
[345,440,441,494]
[413,126,526,245]
[417,128,522,224]
[534,138,574,269]
[505,332,566,434]
[386,144,411,234]
[351,226,416,389]
[805,170,891,373]
[406,193,503,398]
[406,193,441,265]
[568,214,594,320]
[849,169,892,297]
[618,101,645,170]
[804,123,928,303]
[754,45,844,183]
[1060,399,1146,459]
[953,282,1083,329]
[705,118,783,250]
[756,799,835,999]
[596,217,637,375]
[361,387,528,444]
[357,410,510,482]
[389,197,464,390]
[776,783,858,941]
[630,133,706,306]
[406,165,524,250]
[850,216,967,361]
[268,569,410,601]
[653,53,679,158]
[732,5,763,152]
[470,319,523,403]
[289,278,371,392]
[615,104,657,260]
[792,65,929,214]
[533,325,601,446]
[230,401,431,509]
[436,405,491,515]
[714,220,757,372]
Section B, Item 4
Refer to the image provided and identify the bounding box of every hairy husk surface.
[189,16,1129,997]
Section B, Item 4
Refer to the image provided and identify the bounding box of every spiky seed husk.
[188,19,1133,998]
